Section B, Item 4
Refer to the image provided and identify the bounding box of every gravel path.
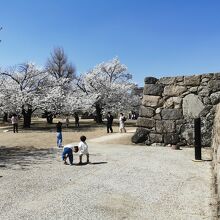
[0,137,213,219]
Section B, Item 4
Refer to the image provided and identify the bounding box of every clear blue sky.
[1,0,220,86]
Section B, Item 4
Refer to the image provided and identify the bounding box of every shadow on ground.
[73,162,108,166]
[0,146,59,170]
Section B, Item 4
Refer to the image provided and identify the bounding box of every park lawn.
[0,129,106,149]
[0,118,137,148]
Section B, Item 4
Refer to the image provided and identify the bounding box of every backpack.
[122,117,126,122]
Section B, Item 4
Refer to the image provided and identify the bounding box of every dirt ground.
[0,118,214,219]
[0,118,136,148]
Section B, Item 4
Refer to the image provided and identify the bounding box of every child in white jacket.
[78,135,90,164]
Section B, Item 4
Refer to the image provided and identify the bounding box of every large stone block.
[154,114,161,120]
[164,134,179,144]
[201,73,214,79]
[131,128,149,144]
[175,76,184,82]
[163,85,187,97]
[199,105,213,117]
[144,77,158,84]
[137,117,155,128]
[175,119,187,133]
[181,125,194,145]
[184,75,201,86]
[203,97,211,105]
[139,106,155,118]
[156,120,175,133]
[208,80,220,92]
[189,87,198,93]
[143,84,164,96]
[142,95,161,107]
[201,77,210,83]
[149,133,163,143]
[213,73,220,80]
[182,94,205,118]
[163,97,182,108]
[159,77,176,85]
[210,92,220,105]
[161,109,183,120]
[198,87,210,96]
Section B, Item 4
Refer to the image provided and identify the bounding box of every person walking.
[119,113,126,133]
[11,114,18,133]
[56,121,63,148]
[106,112,113,133]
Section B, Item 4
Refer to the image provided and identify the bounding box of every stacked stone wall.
[132,73,220,147]
[211,104,220,218]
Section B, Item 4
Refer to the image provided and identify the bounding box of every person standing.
[74,112,79,128]
[78,135,90,164]
[106,112,113,133]
[119,113,126,133]
[11,114,18,133]
[66,116,69,128]
[56,121,63,148]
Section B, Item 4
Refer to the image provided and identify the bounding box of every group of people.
[62,135,89,166]
[106,112,127,133]
[56,121,89,166]
[9,111,127,166]
[58,112,127,166]
[57,112,128,148]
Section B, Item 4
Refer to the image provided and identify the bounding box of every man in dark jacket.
[107,112,113,133]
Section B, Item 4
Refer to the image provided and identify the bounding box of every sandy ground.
[0,139,213,220]
[0,120,214,219]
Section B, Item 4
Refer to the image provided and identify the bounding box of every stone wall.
[132,73,220,147]
[211,103,220,218]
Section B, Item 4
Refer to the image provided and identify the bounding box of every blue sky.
[1,0,220,86]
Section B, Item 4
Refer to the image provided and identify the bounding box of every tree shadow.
[0,146,59,170]
[21,124,102,133]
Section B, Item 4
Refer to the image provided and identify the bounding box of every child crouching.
[62,144,78,165]
[78,135,90,164]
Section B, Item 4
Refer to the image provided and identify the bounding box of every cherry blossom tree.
[0,63,85,126]
[44,47,76,123]
[0,75,14,122]
[64,83,98,114]
[0,56,140,127]
[77,57,140,123]
[0,63,48,127]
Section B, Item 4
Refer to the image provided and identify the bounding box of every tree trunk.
[47,115,53,124]
[3,112,8,123]
[22,106,32,128]
[45,111,53,124]
[95,103,103,123]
